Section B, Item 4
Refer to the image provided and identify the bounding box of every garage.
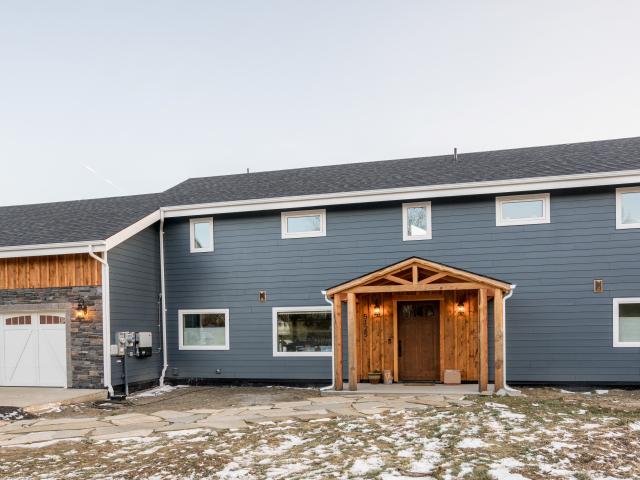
[0,313,67,387]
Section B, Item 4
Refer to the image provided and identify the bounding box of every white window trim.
[402,202,432,241]
[495,193,550,226]
[613,298,640,347]
[272,306,332,357]
[616,186,640,230]
[189,217,214,253]
[178,308,229,350]
[280,209,326,239]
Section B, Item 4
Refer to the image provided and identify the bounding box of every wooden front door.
[397,301,440,381]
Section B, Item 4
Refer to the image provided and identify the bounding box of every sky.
[1,1,639,206]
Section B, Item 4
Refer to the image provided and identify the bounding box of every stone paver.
[0,393,466,447]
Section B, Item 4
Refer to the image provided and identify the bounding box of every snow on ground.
[130,384,190,398]
[1,392,640,479]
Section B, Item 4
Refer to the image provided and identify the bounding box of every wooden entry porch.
[326,257,512,393]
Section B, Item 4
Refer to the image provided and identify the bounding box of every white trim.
[402,202,432,241]
[495,193,550,226]
[616,186,640,230]
[613,298,640,348]
[0,241,106,259]
[161,169,640,219]
[178,308,229,350]
[281,209,326,239]
[272,306,333,357]
[189,217,214,253]
[105,210,161,250]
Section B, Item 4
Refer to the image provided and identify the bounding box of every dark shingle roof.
[162,136,640,206]
[0,194,162,248]
[1,136,639,248]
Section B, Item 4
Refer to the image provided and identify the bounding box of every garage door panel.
[3,325,38,386]
[38,328,67,386]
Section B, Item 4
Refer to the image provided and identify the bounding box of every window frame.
[616,186,640,230]
[189,217,214,253]
[178,308,230,351]
[280,209,326,239]
[402,202,432,241]
[272,306,333,357]
[495,193,550,226]
[613,298,640,347]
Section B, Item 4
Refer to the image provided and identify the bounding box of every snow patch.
[457,438,489,449]
[130,385,188,398]
[350,456,384,474]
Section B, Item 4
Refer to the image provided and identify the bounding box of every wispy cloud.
[82,164,127,195]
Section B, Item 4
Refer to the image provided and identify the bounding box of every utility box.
[135,332,153,358]
[113,331,136,356]
[443,369,461,385]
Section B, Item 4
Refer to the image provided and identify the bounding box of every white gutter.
[501,285,518,396]
[88,245,114,398]
[158,209,169,386]
[320,290,335,391]
[0,240,106,259]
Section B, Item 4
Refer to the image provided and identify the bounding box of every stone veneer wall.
[0,286,103,388]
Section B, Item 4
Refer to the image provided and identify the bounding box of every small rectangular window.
[281,209,326,239]
[272,307,332,356]
[402,202,432,241]
[616,187,640,229]
[178,309,229,350]
[613,298,640,347]
[190,218,214,252]
[496,193,550,226]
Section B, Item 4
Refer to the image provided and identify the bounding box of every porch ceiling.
[325,257,512,297]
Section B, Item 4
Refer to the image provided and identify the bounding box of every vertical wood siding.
[0,254,102,288]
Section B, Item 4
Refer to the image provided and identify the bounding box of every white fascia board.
[105,210,161,250]
[162,169,640,218]
[0,241,106,259]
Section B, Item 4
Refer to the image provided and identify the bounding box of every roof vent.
[453,147,458,161]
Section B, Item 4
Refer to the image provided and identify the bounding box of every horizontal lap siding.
[109,225,162,386]
[164,186,640,384]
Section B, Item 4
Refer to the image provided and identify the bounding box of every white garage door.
[0,313,67,387]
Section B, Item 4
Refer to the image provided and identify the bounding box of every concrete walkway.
[0,387,105,411]
[0,393,473,447]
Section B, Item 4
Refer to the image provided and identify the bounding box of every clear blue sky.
[1,1,639,206]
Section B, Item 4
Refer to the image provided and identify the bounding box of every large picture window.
[178,309,229,350]
[616,187,640,229]
[272,307,332,356]
[495,193,550,226]
[613,298,640,347]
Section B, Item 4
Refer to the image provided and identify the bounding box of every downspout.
[320,290,335,391]
[501,285,519,395]
[158,209,169,386]
[88,246,114,398]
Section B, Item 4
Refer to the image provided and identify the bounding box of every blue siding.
[163,186,640,384]
[109,225,162,386]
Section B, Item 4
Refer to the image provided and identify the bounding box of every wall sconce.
[373,301,381,317]
[258,290,267,303]
[456,300,465,314]
[75,299,88,320]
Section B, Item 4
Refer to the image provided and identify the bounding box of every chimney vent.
[453,147,458,161]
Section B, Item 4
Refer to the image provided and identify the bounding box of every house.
[1,136,640,394]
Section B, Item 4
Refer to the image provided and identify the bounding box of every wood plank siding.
[0,254,102,289]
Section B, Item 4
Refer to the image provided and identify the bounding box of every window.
[616,187,640,229]
[272,307,332,356]
[495,193,550,226]
[402,202,432,241]
[613,299,640,347]
[190,218,214,252]
[281,209,326,239]
[178,309,229,350]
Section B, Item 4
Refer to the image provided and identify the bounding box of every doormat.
[403,383,435,386]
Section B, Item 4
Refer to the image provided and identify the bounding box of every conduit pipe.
[88,245,114,398]
[158,209,169,386]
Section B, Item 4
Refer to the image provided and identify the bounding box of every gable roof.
[326,257,512,297]
[162,136,640,206]
[1,135,639,253]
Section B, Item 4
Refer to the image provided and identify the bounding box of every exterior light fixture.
[75,299,88,319]
[259,290,267,303]
[456,300,465,314]
[373,301,381,317]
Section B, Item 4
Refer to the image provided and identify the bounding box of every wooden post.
[494,288,505,392]
[333,294,343,391]
[347,292,358,391]
[478,289,488,392]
